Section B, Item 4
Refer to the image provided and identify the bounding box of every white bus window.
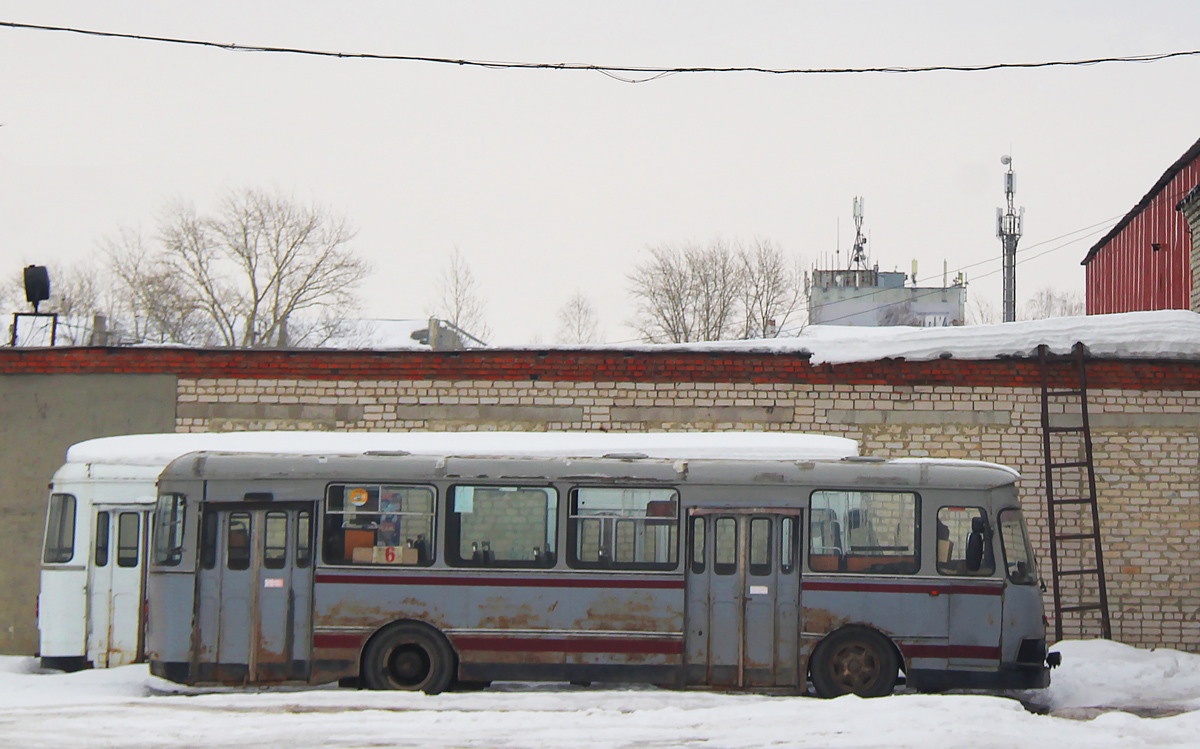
[43,493,76,564]
[568,487,678,571]
[323,485,434,566]
[936,507,995,576]
[448,485,557,568]
[264,512,288,570]
[228,513,252,571]
[116,513,140,569]
[152,494,187,567]
[809,491,919,575]
[94,511,110,568]
[999,509,1039,586]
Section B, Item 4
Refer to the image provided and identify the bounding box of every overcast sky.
[2,1,1198,344]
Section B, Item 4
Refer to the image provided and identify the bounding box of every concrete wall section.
[0,374,177,655]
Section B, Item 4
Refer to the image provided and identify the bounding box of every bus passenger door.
[87,507,150,668]
[193,503,315,684]
[685,510,802,688]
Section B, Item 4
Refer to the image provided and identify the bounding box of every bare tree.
[101,189,369,347]
[556,292,602,344]
[737,239,807,338]
[967,294,999,326]
[1023,287,1084,320]
[102,228,216,345]
[629,239,808,342]
[430,246,491,342]
[628,241,744,343]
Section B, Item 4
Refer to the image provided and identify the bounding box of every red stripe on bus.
[804,581,1004,596]
[314,573,685,590]
[450,635,683,655]
[902,644,1001,660]
[313,633,365,649]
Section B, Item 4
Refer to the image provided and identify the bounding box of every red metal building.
[1082,136,1200,314]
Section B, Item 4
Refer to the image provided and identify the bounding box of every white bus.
[38,431,858,671]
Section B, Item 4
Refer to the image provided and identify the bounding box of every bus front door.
[87,507,151,668]
[685,510,802,688]
[193,503,315,684]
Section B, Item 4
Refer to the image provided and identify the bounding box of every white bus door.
[87,507,151,668]
[193,503,315,683]
[685,510,802,688]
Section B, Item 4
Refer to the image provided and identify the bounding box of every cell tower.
[849,196,869,270]
[996,155,1024,322]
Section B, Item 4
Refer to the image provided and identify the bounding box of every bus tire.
[809,627,898,698]
[361,623,455,694]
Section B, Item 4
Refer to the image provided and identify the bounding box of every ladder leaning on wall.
[1037,342,1112,642]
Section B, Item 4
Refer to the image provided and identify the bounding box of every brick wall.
[4,348,1199,650]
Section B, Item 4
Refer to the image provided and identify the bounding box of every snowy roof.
[518,310,1200,365]
[64,431,860,468]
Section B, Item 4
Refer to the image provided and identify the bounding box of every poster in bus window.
[343,485,378,529]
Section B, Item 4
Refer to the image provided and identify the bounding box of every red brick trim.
[2,347,1199,390]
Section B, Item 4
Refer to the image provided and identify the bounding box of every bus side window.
[567,487,678,571]
[94,511,110,568]
[690,516,705,574]
[228,513,251,571]
[809,490,920,575]
[714,517,737,576]
[323,484,435,567]
[43,493,77,564]
[264,512,287,570]
[448,485,558,569]
[937,507,995,576]
[296,511,312,568]
[116,513,140,568]
[199,511,218,570]
[780,516,797,575]
[749,517,771,576]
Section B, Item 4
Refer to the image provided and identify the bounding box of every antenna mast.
[997,155,1024,322]
[849,196,869,271]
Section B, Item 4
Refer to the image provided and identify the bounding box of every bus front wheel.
[361,623,455,694]
[809,627,898,698]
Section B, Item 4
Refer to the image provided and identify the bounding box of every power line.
[3,20,1200,82]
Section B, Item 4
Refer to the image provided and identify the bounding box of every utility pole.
[997,155,1024,322]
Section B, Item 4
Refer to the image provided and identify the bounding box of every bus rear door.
[87,506,151,667]
[193,502,315,683]
[685,510,802,688]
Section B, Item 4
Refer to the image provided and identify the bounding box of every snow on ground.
[5,641,1200,748]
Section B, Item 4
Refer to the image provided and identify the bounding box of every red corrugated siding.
[1086,160,1198,314]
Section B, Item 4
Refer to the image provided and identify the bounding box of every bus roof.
[64,431,859,468]
[160,450,1020,492]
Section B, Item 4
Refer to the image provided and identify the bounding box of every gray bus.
[146,450,1053,697]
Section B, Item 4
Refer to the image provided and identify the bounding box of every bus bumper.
[907,664,1051,692]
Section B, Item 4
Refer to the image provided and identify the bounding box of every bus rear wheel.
[810,627,898,698]
[361,623,455,694]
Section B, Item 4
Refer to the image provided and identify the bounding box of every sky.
[6,640,1200,747]
[2,2,1199,345]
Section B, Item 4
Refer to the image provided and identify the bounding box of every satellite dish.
[1001,155,1012,165]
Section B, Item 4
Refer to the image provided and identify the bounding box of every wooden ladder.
[1038,342,1112,642]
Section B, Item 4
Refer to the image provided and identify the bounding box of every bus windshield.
[998,508,1038,585]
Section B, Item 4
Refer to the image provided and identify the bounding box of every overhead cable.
[3,20,1199,83]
